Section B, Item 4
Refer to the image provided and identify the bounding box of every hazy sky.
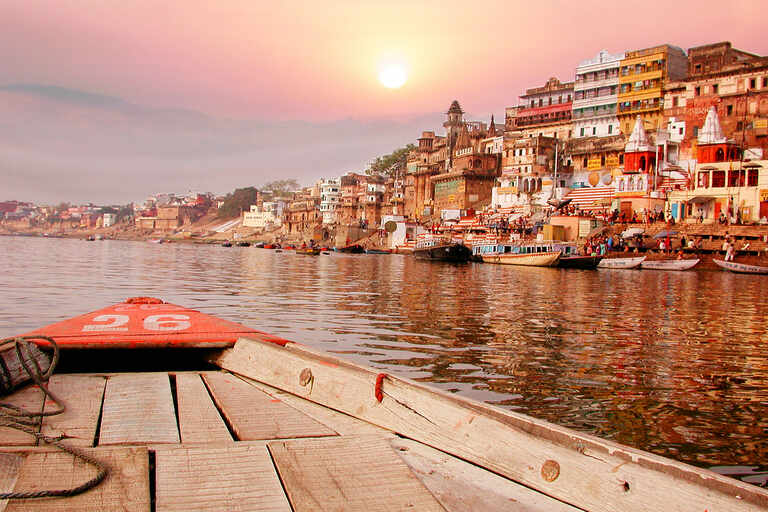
[1,1,766,204]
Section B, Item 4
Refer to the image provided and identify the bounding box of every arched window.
[715,148,725,162]
[619,179,625,192]
[629,177,635,191]
[583,157,588,167]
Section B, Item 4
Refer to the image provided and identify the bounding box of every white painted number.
[82,315,130,332]
[82,314,192,332]
[143,315,191,331]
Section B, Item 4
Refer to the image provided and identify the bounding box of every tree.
[366,144,416,177]
[217,187,259,219]
[261,179,299,196]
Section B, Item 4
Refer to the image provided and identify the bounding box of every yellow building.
[617,44,688,135]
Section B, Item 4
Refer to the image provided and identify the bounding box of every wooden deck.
[0,369,581,511]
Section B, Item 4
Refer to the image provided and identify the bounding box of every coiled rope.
[0,336,108,500]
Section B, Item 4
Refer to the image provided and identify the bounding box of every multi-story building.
[573,50,625,138]
[663,42,768,162]
[430,123,500,213]
[668,106,767,222]
[319,178,341,225]
[617,44,688,135]
[509,77,574,140]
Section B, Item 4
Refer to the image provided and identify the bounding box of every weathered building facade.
[617,44,688,136]
[573,50,625,138]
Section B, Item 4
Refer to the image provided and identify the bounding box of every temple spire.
[625,116,653,153]
[698,106,728,145]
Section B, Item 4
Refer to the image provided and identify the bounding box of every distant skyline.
[1,1,767,203]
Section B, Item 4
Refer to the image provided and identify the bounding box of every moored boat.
[221,240,233,247]
[483,250,560,266]
[295,247,321,255]
[413,234,471,262]
[557,254,603,269]
[365,248,392,254]
[3,298,765,512]
[597,256,646,269]
[713,258,768,274]
[640,258,700,271]
[336,244,365,253]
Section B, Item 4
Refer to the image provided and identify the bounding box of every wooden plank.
[269,435,445,511]
[390,437,580,512]
[201,372,336,440]
[99,373,179,445]
[0,453,23,512]
[175,374,231,444]
[3,446,150,511]
[41,375,106,447]
[0,385,44,446]
[154,444,291,511]
[212,338,768,512]
[243,375,394,438]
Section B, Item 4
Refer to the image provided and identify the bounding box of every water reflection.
[1,236,767,472]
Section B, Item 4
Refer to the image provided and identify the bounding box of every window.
[672,96,678,107]
[694,86,701,96]
[608,125,613,134]
[763,77,768,88]
[580,127,585,136]
[601,155,606,166]
[711,170,725,187]
[750,78,756,89]
[567,95,571,102]
[748,169,759,186]
[698,172,709,188]
[583,157,588,167]
[592,127,597,135]
[727,104,733,116]
[695,64,702,73]
[619,154,624,165]
[712,84,719,94]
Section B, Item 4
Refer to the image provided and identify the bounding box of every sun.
[378,64,407,89]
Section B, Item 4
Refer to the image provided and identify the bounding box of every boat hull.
[640,258,700,271]
[557,255,603,269]
[337,244,365,253]
[296,248,321,256]
[414,243,471,263]
[598,256,646,269]
[713,258,768,274]
[482,251,560,267]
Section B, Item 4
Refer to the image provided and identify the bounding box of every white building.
[102,213,117,227]
[573,50,625,138]
[242,205,281,229]
[319,178,341,225]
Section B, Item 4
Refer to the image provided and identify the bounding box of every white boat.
[640,258,700,271]
[713,258,768,274]
[597,256,646,269]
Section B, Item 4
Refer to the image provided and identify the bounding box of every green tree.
[217,187,259,219]
[366,144,415,177]
[261,179,299,196]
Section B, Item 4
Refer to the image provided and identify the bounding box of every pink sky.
[2,1,767,122]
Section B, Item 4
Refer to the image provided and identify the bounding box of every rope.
[0,336,109,500]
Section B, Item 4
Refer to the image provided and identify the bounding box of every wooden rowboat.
[1,298,766,511]
[295,247,321,256]
[597,255,646,269]
[640,258,700,271]
[482,251,560,267]
[713,258,768,274]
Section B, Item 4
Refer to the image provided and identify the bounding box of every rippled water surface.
[2,236,767,473]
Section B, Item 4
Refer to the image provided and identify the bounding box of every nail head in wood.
[541,459,560,482]
[299,368,313,387]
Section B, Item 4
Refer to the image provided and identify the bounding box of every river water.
[1,236,767,480]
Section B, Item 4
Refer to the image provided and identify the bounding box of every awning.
[686,196,715,204]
